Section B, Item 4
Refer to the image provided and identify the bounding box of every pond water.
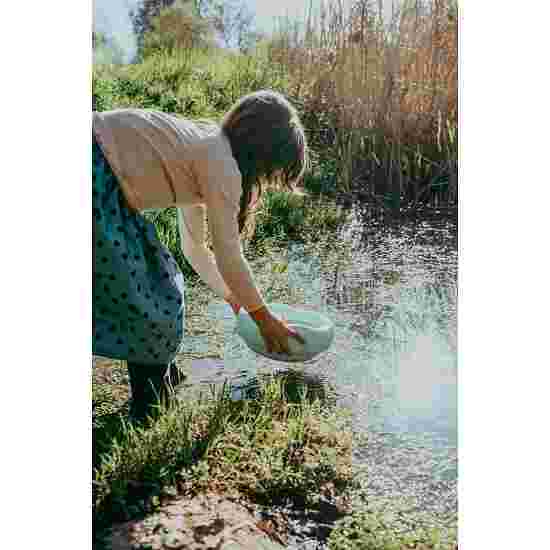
[185,204,458,538]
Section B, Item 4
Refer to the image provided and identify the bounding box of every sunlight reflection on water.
[192,205,458,523]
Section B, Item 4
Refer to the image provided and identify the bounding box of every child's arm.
[192,147,267,314]
[200,180,267,314]
[177,205,233,301]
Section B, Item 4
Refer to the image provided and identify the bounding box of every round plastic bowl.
[236,303,335,362]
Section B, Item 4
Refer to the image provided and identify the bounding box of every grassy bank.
[93,373,354,541]
[93,368,456,549]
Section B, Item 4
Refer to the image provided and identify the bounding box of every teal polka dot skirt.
[93,133,185,365]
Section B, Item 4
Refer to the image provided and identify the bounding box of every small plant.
[328,507,457,550]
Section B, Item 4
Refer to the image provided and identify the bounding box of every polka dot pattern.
[92,135,185,366]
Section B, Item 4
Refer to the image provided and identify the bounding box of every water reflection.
[231,368,337,406]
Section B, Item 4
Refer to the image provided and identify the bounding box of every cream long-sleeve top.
[93,108,266,313]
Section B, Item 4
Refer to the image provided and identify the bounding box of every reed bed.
[265,0,458,209]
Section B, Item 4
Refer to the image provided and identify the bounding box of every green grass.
[250,190,348,245]
[93,372,354,543]
[93,48,289,119]
[328,506,457,549]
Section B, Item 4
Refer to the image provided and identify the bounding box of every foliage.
[302,153,341,197]
[131,0,263,56]
[92,46,290,117]
[132,0,191,53]
[92,7,458,545]
[250,190,347,247]
[137,191,347,281]
[139,0,216,58]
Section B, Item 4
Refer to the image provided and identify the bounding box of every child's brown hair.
[221,90,309,238]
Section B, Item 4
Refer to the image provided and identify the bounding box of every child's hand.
[250,307,306,355]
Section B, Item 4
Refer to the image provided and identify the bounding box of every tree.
[131,0,261,55]
[132,0,180,42]
[134,0,216,57]
[200,0,258,52]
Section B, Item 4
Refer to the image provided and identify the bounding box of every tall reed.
[265,0,458,209]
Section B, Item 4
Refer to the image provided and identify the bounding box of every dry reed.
[266,0,458,207]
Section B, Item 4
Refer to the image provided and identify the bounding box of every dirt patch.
[106,492,287,550]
